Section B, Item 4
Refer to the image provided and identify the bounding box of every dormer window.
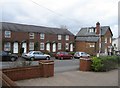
[5,31,11,38]
[89,28,94,33]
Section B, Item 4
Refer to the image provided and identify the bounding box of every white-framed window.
[105,37,107,43]
[58,35,62,40]
[58,43,61,50]
[89,28,94,33]
[109,37,112,43]
[65,43,69,50]
[29,42,34,50]
[90,44,95,47]
[4,42,11,51]
[65,35,69,40]
[5,31,11,38]
[40,43,44,50]
[40,33,45,39]
[29,33,34,39]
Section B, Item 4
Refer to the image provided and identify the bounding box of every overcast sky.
[1,0,119,38]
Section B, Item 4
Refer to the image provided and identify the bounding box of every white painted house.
[112,36,120,54]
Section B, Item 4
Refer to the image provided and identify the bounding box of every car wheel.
[11,57,16,61]
[46,57,50,60]
[30,57,34,61]
[71,57,73,59]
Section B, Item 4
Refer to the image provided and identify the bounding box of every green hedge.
[69,52,75,55]
[91,55,120,72]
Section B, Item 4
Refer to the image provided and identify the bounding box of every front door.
[22,43,27,53]
[70,44,73,52]
[46,43,50,52]
[13,42,18,53]
[52,43,56,52]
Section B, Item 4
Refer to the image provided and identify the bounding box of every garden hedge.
[91,55,120,72]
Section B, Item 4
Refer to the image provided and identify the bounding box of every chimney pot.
[96,22,100,25]
[96,22,100,34]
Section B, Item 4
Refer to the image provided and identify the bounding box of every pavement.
[15,69,118,86]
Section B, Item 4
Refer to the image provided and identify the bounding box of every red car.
[55,52,73,60]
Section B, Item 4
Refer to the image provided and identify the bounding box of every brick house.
[1,22,74,55]
[75,22,113,56]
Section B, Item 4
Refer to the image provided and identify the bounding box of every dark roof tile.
[76,36,99,42]
[76,26,111,36]
[1,22,74,36]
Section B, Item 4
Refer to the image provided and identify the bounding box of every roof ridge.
[1,22,68,30]
[2,22,74,35]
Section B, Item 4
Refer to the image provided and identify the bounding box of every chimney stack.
[96,22,100,34]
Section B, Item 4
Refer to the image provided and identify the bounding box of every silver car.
[22,51,50,60]
[74,52,90,59]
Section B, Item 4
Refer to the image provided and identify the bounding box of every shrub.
[43,50,54,57]
[91,57,104,72]
[69,52,75,55]
[101,56,119,71]
[91,55,119,72]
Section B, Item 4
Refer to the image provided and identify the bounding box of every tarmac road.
[0,57,80,73]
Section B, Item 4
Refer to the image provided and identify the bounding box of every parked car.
[55,51,73,60]
[74,52,90,59]
[22,51,50,60]
[0,51,18,61]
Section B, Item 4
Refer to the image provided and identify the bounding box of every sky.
[1,0,119,38]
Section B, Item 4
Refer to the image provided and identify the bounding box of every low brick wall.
[2,65,43,81]
[1,72,20,88]
[39,60,54,77]
[80,58,92,71]
[2,60,54,81]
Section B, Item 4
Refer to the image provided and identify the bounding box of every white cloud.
[1,0,119,38]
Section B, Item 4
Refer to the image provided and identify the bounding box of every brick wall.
[75,41,98,56]
[2,31,74,54]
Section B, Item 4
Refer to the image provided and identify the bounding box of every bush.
[101,56,119,71]
[43,50,54,57]
[69,52,75,55]
[91,57,104,72]
[91,56,119,72]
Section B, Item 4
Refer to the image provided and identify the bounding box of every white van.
[74,52,90,59]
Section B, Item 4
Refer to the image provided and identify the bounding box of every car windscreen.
[64,52,68,55]
[1,51,8,56]
[28,51,33,54]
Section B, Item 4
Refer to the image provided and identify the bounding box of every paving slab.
[16,69,118,86]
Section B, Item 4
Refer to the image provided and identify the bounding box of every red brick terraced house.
[1,22,74,55]
[75,22,113,56]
